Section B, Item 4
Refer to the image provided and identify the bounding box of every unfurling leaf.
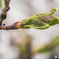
[21,8,59,29]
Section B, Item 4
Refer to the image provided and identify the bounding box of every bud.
[22,8,59,29]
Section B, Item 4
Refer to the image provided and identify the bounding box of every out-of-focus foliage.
[15,34,32,59]
[0,0,2,8]
[37,37,59,53]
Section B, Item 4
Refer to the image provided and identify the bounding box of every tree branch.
[0,0,10,25]
[0,4,59,30]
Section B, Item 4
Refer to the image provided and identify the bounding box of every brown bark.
[0,0,10,25]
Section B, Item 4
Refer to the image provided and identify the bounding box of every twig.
[0,0,10,25]
[0,8,59,30]
[0,22,22,30]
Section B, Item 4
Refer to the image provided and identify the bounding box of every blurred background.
[0,0,59,59]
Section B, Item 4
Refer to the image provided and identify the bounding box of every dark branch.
[0,0,10,25]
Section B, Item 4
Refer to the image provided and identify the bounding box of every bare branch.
[0,0,10,25]
[0,22,23,30]
[0,25,18,30]
[0,22,22,30]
